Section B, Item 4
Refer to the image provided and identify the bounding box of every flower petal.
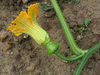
[8,11,33,36]
[28,3,39,21]
[8,25,25,36]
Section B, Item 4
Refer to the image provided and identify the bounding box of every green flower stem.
[74,43,100,75]
[51,0,87,55]
[55,51,83,61]
[46,41,83,61]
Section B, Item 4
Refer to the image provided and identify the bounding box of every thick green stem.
[55,51,83,61]
[46,41,84,61]
[50,1,100,74]
[74,43,100,75]
[51,0,87,55]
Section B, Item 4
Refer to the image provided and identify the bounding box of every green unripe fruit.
[46,41,59,55]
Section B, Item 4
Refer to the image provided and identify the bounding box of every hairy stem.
[74,43,100,75]
[55,51,83,61]
[51,0,87,55]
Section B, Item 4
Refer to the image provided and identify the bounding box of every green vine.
[51,0,100,75]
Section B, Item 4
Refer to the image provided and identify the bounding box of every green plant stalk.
[55,51,83,61]
[46,40,83,61]
[50,0,100,74]
[51,0,87,55]
[74,43,100,75]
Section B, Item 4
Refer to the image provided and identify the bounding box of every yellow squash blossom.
[8,3,50,45]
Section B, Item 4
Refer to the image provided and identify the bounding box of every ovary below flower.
[8,3,50,45]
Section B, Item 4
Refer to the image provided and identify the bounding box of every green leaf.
[84,18,92,26]
[40,4,52,11]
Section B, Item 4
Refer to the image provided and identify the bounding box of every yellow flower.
[8,3,50,45]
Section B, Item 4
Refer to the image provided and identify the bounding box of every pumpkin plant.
[8,0,100,75]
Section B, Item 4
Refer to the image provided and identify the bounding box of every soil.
[0,0,100,75]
